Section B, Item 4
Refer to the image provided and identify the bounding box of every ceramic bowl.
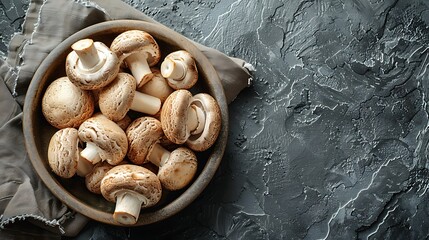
[23,20,228,226]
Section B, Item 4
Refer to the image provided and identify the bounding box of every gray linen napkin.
[0,0,252,237]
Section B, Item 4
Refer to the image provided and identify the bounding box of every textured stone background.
[2,0,429,239]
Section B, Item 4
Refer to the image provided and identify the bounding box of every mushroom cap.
[99,73,136,121]
[115,115,133,131]
[126,117,163,165]
[66,41,120,90]
[78,113,128,165]
[42,77,94,129]
[160,90,193,145]
[161,50,198,90]
[186,93,222,151]
[158,147,198,191]
[100,164,162,208]
[85,161,115,194]
[110,30,160,66]
[138,68,173,103]
[48,128,79,178]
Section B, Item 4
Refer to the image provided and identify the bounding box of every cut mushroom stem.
[187,104,205,135]
[76,148,94,177]
[161,58,186,80]
[80,142,102,164]
[72,39,103,70]
[130,91,161,115]
[147,144,170,167]
[126,52,153,87]
[113,191,147,225]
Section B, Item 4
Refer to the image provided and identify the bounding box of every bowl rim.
[23,19,229,226]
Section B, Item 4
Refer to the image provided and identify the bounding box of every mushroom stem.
[161,58,186,80]
[76,148,94,177]
[147,144,171,167]
[126,52,153,87]
[80,142,102,164]
[130,91,161,115]
[72,39,100,69]
[187,104,205,135]
[113,191,146,225]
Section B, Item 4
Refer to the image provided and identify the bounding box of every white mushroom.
[42,77,94,129]
[160,50,198,90]
[115,115,132,131]
[150,145,198,191]
[98,73,161,121]
[127,117,198,190]
[161,90,221,151]
[48,128,93,178]
[85,161,115,194]
[100,164,162,225]
[66,39,120,90]
[137,68,173,103]
[78,113,128,165]
[110,30,161,88]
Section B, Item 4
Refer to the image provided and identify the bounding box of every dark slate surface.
[2,0,429,239]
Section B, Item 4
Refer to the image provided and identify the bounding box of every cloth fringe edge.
[0,214,65,234]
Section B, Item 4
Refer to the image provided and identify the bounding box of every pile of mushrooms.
[42,30,222,225]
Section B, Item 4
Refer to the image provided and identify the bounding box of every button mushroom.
[127,117,198,191]
[42,77,94,129]
[115,115,132,131]
[78,113,128,165]
[85,161,115,194]
[110,30,161,88]
[151,146,197,191]
[100,164,162,225]
[66,39,120,90]
[48,128,93,178]
[137,68,173,103]
[160,50,198,90]
[161,90,221,151]
[98,72,161,121]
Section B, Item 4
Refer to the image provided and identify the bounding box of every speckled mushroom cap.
[100,164,162,207]
[48,128,79,178]
[115,115,132,131]
[78,113,128,165]
[186,93,221,151]
[160,90,193,144]
[126,117,163,165]
[99,73,136,121]
[85,161,115,194]
[161,50,198,90]
[110,30,160,68]
[42,77,94,129]
[66,41,120,90]
[158,147,198,191]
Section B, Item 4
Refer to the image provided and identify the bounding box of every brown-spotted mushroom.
[127,117,198,191]
[66,39,120,90]
[115,115,132,131]
[100,164,162,225]
[161,90,221,152]
[160,50,198,90]
[85,161,115,194]
[137,68,173,103]
[48,128,93,178]
[42,77,94,129]
[98,73,161,121]
[78,113,128,165]
[110,30,161,88]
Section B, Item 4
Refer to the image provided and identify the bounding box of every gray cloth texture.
[0,0,252,237]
